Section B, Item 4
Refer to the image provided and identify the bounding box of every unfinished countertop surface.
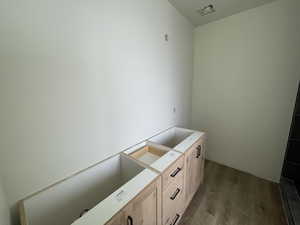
[149,127,206,153]
[71,168,159,225]
[21,126,205,225]
[72,127,206,225]
[124,141,182,173]
[173,131,206,153]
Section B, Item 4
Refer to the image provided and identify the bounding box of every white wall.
[0,177,10,225]
[192,0,300,182]
[0,0,193,224]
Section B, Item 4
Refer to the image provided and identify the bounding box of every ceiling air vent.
[197,4,215,16]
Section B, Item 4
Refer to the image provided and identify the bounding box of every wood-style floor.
[180,161,287,225]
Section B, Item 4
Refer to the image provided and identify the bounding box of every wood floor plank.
[180,161,288,225]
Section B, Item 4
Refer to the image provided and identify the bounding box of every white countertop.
[73,127,205,225]
[148,126,206,154]
[123,127,206,174]
[123,141,182,173]
[71,168,158,225]
[150,150,182,172]
[173,131,206,153]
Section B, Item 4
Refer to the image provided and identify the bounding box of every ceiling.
[168,0,277,26]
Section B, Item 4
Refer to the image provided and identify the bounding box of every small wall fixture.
[197,4,216,16]
[165,34,169,42]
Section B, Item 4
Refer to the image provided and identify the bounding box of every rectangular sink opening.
[22,154,145,225]
[130,146,168,165]
[150,128,193,148]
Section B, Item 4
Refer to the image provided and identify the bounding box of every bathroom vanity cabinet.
[123,142,184,225]
[161,156,185,225]
[106,177,161,225]
[105,212,123,225]
[123,178,161,225]
[184,138,206,207]
[19,127,206,225]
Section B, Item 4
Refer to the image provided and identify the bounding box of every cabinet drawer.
[163,182,184,225]
[164,211,183,225]
[162,156,184,190]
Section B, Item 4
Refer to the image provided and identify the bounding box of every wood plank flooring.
[179,161,288,225]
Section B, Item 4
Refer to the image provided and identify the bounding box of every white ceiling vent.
[197,4,216,16]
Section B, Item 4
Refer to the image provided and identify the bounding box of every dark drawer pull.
[196,145,202,158]
[170,167,182,177]
[170,214,180,225]
[170,188,181,200]
[127,216,133,225]
[79,208,90,218]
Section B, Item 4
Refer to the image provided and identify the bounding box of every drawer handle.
[79,208,90,218]
[170,168,182,177]
[196,145,202,158]
[170,188,181,200]
[127,216,133,225]
[170,214,180,225]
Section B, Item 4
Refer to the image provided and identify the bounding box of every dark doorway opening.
[281,82,300,225]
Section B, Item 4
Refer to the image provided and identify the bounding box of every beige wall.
[192,0,300,182]
[0,0,193,224]
[0,177,10,225]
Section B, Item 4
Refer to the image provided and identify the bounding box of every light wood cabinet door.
[106,212,125,225]
[184,139,204,206]
[200,141,206,185]
[123,179,161,225]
